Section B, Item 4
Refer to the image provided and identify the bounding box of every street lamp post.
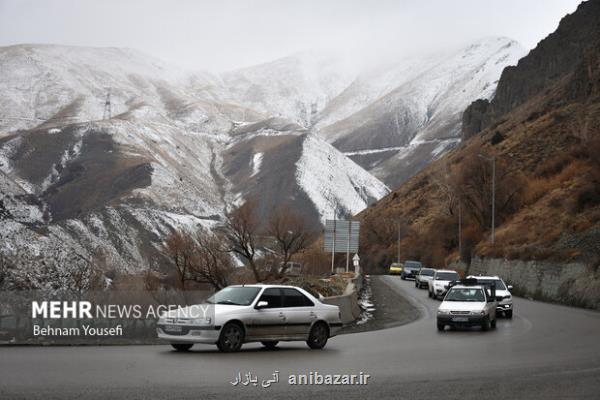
[478,154,496,244]
[397,221,401,264]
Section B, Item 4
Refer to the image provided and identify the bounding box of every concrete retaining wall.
[465,257,600,309]
[322,276,362,324]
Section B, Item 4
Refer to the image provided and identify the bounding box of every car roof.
[435,269,458,274]
[450,284,486,290]
[229,284,299,289]
[467,275,502,280]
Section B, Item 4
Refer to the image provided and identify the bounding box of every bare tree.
[223,199,262,282]
[164,231,196,289]
[267,205,315,277]
[189,233,233,290]
[163,229,234,290]
[455,153,526,229]
[431,161,459,217]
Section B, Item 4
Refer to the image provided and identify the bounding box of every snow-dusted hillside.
[221,52,357,128]
[296,134,389,220]
[0,38,526,281]
[316,37,527,187]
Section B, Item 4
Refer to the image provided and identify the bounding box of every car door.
[281,288,316,338]
[248,288,287,340]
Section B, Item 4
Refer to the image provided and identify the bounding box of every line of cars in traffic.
[390,261,514,331]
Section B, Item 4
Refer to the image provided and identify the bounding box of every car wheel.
[428,290,432,298]
[437,323,445,332]
[217,322,244,352]
[401,274,406,280]
[261,341,279,349]
[491,318,497,329]
[481,317,491,332]
[306,322,329,350]
[171,343,193,352]
[506,310,513,319]
[415,281,418,288]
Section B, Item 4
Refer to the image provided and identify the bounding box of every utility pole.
[397,221,401,264]
[330,204,337,274]
[458,202,462,259]
[478,154,496,244]
[345,220,351,273]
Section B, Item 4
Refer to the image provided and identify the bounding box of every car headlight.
[192,317,212,325]
[470,310,486,315]
[437,309,451,315]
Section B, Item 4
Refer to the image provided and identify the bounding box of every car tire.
[437,323,445,332]
[491,318,497,329]
[428,290,432,298]
[306,322,329,350]
[217,322,244,352]
[171,343,193,352]
[401,274,406,280]
[415,281,418,288]
[481,317,491,332]
[506,310,513,319]
[261,341,279,349]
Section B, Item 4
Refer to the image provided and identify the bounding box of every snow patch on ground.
[250,152,263,177]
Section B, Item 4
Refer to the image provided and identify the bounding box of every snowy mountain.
[0,38,525,277]
[0,44,389,277]
[316,37,527,187]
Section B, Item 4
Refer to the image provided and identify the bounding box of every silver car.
[157,284,343,352]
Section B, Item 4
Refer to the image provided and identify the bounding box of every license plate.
[452,317,468,322]
[164,325,182,333]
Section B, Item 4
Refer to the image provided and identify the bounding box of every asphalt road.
[1,275,600,399]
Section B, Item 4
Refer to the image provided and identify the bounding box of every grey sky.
[0,0,583,71]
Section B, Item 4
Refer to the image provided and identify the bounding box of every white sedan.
[157,284,343,352]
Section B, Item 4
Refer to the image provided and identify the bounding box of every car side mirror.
[255,301,269,309]
[508,285,513,291]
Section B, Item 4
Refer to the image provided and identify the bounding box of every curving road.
[1,276,600,399]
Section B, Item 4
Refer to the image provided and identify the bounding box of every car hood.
[495,289,511,297]
[161,303,249,319]
[439,301,486,312]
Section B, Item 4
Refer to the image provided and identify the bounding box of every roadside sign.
[324,220,360,253]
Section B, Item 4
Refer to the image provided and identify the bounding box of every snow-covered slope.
[0,44,258,135]
[316,37,527,187]
[221,52,357,128]
[296,134,389,220]
[0,38,526,281]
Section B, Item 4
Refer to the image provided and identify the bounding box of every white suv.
[428,270,460,300]
[437,280,498,331]
[468,275,514,318]
[157,285,342,352]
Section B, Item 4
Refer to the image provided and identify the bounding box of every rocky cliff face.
[462,0,600,137]
[358,0,600,280]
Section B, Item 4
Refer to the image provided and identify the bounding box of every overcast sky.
[0,0,584,71]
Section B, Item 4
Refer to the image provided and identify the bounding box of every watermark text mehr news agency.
[29,301,210,337]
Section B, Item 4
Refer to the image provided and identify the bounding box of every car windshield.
[435,272,459,281]
[445,288,485,302]
[420,269,435,276]
[405,261,421,269]
[475,279,507,290]
[206,287,261,306]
